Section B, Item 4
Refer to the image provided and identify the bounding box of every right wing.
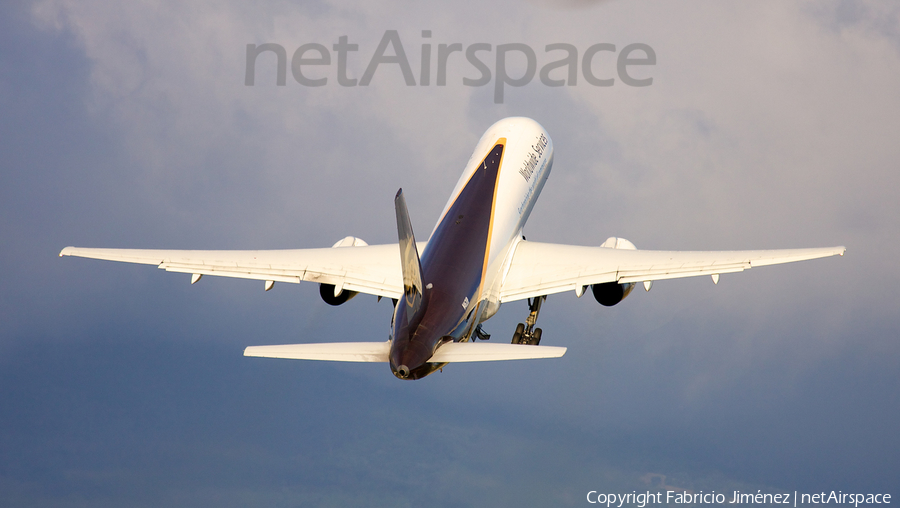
[500,241,846,302]
[58,243,422,299]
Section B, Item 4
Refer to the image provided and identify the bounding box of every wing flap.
[617,264,748,284]
[161,264,303,284]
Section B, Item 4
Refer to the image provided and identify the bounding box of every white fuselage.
[431,117,554,323]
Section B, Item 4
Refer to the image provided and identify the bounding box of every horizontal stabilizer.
[244,342,390,362]
[430,342,566,362]
[243,341,566,363]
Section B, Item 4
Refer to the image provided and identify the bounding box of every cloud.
[3,0,899,505]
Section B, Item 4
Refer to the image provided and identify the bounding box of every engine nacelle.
[319,283,358,306]
[592,236,638,306]
[591,281,635,306]
[319,236,368,305]
[331,236,368,248]
[600,236,636,250]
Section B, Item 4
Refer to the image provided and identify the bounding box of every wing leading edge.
[500,241,846,302]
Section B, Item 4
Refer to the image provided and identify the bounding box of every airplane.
[60,117,845,380]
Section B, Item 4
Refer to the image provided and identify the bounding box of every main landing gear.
[511,296,545,345]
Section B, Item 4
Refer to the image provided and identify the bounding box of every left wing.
[59,243,413,299]
[500,241,846,302]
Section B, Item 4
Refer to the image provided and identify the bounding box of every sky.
[1,0,898,506]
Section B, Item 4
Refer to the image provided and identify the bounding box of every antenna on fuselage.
[394,189,424,322]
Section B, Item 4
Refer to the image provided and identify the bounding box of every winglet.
[394,189,424,320]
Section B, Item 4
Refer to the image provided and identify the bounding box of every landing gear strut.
[511,296,545,345]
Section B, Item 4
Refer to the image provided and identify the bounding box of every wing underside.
[59,244,415,299]
[500,241,846,302]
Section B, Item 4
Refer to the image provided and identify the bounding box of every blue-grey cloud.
[2,0,898,506]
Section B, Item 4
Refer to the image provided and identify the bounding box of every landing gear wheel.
[511,323,525,344]
[511,297,548,345]
[531,328,542,345]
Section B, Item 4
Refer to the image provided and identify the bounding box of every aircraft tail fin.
[394,189,424,319]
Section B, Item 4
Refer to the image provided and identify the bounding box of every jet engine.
[591,236,637,307]
[318,236,367,306]
[319,283,358,306]
[591,281,635,306]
